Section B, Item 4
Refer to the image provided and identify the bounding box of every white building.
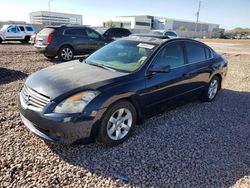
[103,15,219,32]
[103,15,153,30]
[30,11,82,26]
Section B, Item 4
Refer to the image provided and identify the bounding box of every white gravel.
[0,40,249,187]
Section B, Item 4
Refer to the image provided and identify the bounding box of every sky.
[0,0,249,30]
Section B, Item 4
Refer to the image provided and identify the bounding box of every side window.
[204,47,212,59]
[19,26,25,31]
[151,42,184,69]
[104,29,114,37]
[7,26,19,33]
[86,29,100,39]
[64,29,87,36]
[25,26,34,31]
[185,41,206,63]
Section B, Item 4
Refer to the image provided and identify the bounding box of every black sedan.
[19,35,228,145]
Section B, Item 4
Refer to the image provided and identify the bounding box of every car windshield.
[0,25,9,31]
[85,40,156,73]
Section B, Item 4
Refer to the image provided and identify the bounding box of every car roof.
[126,34,170,44]
[125,35,211,47]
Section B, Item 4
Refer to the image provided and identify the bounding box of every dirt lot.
[0,39,250,187]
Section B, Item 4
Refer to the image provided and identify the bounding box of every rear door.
[184,41,213,90]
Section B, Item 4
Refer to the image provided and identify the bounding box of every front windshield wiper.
[89,63,117,72]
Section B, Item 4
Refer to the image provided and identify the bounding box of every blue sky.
[0,0,249,30]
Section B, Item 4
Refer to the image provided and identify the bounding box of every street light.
[195,0,201,33]
[48,0,53,25]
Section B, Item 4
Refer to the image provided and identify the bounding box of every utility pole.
[48,0,53,25]
[195,0,201,32]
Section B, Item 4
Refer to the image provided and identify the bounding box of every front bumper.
[18,97,106,144]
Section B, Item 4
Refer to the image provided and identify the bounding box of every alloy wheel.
[107,108,132,141]
[61,48,73,61]
[208,79,219,100]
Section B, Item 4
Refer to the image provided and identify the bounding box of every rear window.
[39,28,55,35]
[25,26,34,31]
[185,41,206,63]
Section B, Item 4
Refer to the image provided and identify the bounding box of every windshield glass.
[0,25,9,31]
[85,40,156,73]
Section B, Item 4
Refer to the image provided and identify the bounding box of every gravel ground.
[0,40,250,187]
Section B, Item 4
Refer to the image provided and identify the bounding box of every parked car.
[150,30,178,39]
[34,26,108,61]
[29,33,36,44]
[0,24,35,43]
[96,27,131,42]
[19,35,228,146]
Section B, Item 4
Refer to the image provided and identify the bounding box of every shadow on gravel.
[48,89,250,187]
[0,68,28,84]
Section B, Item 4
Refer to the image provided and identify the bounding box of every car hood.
[25,61,128,100]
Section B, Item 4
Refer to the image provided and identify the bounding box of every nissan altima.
[18,35,228,145]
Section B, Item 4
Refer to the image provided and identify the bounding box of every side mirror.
[148,65,171,74]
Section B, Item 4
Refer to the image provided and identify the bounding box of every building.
[103,15,219,32]
[30,11,82,26]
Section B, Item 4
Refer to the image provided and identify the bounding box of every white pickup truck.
[0,24,36,44]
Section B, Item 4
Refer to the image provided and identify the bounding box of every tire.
[0,38,2,44]
[21,36,30,44]
[97,101,137,146]
[58,46,74,61]
[201,76,220,102]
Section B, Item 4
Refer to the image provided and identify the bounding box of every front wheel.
[58,46,74,61]
[201,76,220,102]
[97,101,137,146]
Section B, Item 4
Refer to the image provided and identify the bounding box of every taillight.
[47,33,53,44]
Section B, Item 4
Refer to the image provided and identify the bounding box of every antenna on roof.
[195,0,201,32]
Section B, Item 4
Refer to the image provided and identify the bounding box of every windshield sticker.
[137,43,155,49]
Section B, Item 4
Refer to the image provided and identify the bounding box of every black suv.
[97,27,131,42]
[34,26,108,61]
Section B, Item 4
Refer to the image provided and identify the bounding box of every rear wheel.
[97,101,137,146]
[201,76,220,102]
[0,38,2,44]
[58,46,74,61]
[21,36,30,44]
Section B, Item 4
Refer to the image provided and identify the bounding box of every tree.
[179,25,187,32]
[107,20,114,28]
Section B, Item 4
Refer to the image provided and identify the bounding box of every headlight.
[54,90,100,114]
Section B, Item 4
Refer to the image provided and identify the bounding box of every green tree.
[107,20,114,28]
[179,25,187,31]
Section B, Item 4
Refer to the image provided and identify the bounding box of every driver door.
[5,26,23,40]
[144,41,192,112]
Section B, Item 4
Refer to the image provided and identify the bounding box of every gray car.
[34,26,108,61]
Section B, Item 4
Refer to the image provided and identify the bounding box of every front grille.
[20,85,50,112]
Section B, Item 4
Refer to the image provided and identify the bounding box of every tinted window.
[104,29,114,37]
[186,42,206,63]
[64,29,87,36]
[25,26,34,31]
[204,47,212,59]
[86,29,100,38]
[19,26,25,31]
[164,31,177,37]
[151,42,184,69]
